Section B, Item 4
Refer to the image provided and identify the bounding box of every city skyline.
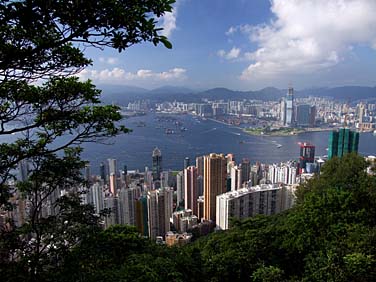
[78,0,376,90]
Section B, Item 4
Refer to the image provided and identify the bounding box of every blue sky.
[79,0,376,91]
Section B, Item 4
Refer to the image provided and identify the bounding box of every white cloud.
[217,47,241,60]
[78,67,187,83]
[225,26,237,36]
[98,57,119,65]
[159,2,179,37]
[228,0,376,80]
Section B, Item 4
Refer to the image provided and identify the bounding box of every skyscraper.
[18,159,29,182]
[285,86,295,126]
[117,186,141,226]
[196,156,204,176]
[100,162,106,181]
[328,128,359,159]
[241,158,251,184]
[91,182,104,214]
[147,188,173,240]
[184,157,190,169]
[230,165,242,191]
[203,153,227,222]
[280,98,286,125]
[108,158,117,176]
[299,142,315,173]
[152,147,162,181]
[104,195,118,228]
[176,171,185,206]
[109,173,117,195]
[135,196,148,237]
[296,105,310,127]
[184,166,198,215]
[84,164,91,184]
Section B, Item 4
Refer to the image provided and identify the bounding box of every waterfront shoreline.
[243,127,336,137]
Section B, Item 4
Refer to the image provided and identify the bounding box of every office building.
[328,128,359,159]
[296,105,316,127]
[152,147,162,181]
[204,153,227,222]
[280,98,286,125]
[285,86,295,126]
[299,142,315,173]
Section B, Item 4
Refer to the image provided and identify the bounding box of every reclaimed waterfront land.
[243,127,333,136]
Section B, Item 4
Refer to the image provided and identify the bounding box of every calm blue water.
[77,113,376,173]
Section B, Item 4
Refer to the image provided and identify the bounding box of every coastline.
[243,127,335,137]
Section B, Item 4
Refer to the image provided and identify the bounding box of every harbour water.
[79,113,376,173]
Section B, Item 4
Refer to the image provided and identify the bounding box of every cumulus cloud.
[98,57,119,65]
[159,2,179,37]
[227,0,376,80]
[77,67,187,83]
[217,47,241,60]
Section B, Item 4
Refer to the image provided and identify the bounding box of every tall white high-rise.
[147,187,173,240]
[118,185,141,226]
[104,195,118,228]
[91,182,104,214]
[216,184,295,230]
[230,165,242,191]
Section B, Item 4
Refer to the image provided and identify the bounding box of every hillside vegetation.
[6,153,373,282]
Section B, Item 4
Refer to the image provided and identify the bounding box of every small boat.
[373,130,376,136]
[165,129,174,134]
[276,144,282,148]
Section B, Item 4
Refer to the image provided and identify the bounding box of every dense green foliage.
[0,1,175,281]
[35,153,374,282]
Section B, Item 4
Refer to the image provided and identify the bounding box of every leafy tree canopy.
[0,0,175,280]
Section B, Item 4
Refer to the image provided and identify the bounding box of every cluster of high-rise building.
[280,86,316,127]
[146,87,376,132]
[2,127,366,245]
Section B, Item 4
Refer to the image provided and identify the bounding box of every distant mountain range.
[97,84,376,106]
